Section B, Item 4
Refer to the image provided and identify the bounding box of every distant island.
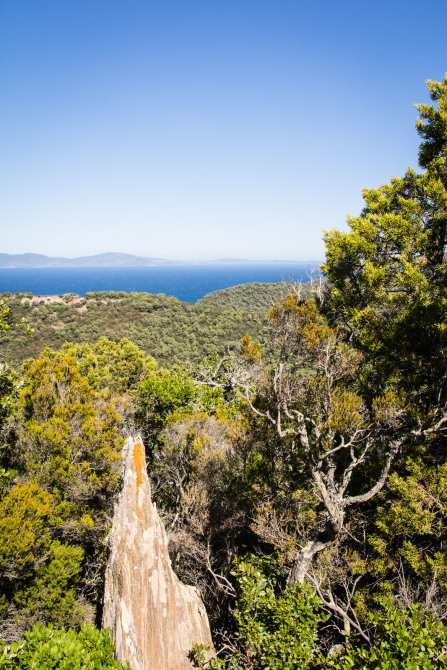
[0,253,172,268]
[0,252,321,268]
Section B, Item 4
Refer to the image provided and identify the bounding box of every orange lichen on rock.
[133,442,144,488]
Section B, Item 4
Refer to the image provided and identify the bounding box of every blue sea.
[0,264,320,304]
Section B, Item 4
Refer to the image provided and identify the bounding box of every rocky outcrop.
[102,436,214,670]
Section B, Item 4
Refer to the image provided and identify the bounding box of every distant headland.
[0,253,321,268]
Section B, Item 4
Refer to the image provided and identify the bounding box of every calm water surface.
[0,264,321,304]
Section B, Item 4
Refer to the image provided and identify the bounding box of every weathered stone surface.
[103,436,214,670]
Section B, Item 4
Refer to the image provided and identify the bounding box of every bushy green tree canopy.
[0,623,129,669]
[322,75,447,406]
[0,342,131,640]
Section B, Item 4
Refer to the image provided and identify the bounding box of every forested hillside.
[1,284,294,367]
[196,281,313,312]
[1,75,447,668]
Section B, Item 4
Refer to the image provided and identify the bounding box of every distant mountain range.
[0,253,172,268]
[0,253,321,268]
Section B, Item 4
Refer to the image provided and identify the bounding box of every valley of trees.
[1,74,447,668]
[0,282,303,368]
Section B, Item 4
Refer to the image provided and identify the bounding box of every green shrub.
[0,623,129,668]
[325,603,447,669]
[137,368,197,449]
[195,556,326,670]
[232,556,325,669]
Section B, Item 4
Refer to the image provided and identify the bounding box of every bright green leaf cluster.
[0,623,129,669]
[201,556,326,670]
[325,603,447,669]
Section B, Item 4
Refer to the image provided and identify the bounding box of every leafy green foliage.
[0,482,89,637]
[322,166,447,402]
[230,556,326,669]
[197,282,312,313]
[0,364,20,452]
[416,77,447,170]
[193,556,325,669]
[325,604,447,669]
[322,75,447,407]
[0,289,270,368]
[0,343,129,639]
[355,443,447,614]
[319,75,447,632]
[18,348,125,502]
[0,300,31,336]
[0,482,61,578]
[0,623,129,669]
[64,337,158,393]
[0,301,27,475]
[0,302,14,334]
[137,368,197,447]
[14,541,88,631]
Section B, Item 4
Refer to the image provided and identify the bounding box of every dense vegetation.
[196,281,313,313]
[0,624,130,669]
[1,75,447,667]
[0,283,300,367]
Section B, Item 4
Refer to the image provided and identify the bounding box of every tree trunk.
[287,537,328,585]
[287,514,342,585]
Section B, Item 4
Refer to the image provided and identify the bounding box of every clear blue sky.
[1,0,446,261]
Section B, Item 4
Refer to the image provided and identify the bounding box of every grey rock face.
[102,436,214,670]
